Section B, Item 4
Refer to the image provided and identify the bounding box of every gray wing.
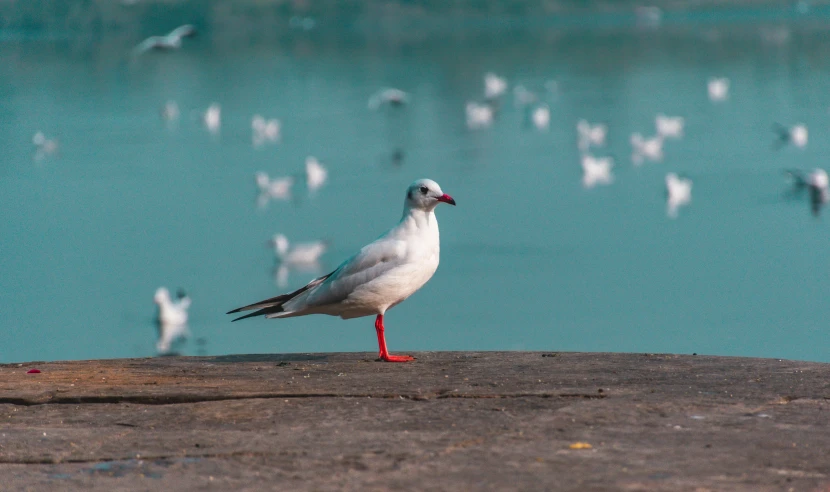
[284,236,405,311]
[132,37,162,56]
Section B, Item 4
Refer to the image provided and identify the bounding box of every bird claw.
[378,354,416,363]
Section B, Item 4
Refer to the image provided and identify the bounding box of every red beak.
[436,193,456,206]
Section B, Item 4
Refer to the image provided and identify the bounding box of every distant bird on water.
[228,179,456,362]
[466,102,494,129]
[368,89,409,110]
[631,133,664,165]
[255,172,294,208]
[581,154,614,189]
[132,25,197,56]
[531,104,550,130]
[270,233,328,288]
[252,115,281,146]
[32,131,59,161]
[708,77,730,102]
[655,114,685,139]
[785,168,829,216]
[154,287,191,354]
[305,156,327,193]
[203,103,221,134]
[484,73,508,100]
[773,123,808,149]
[665,173,693,218]
[576,120,607,151]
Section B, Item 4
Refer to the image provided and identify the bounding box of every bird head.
[405,179,456,212]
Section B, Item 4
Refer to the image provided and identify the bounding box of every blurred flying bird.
[368,88,409,110]
[484,73,508,100]
[577,120,607,151]
[665,173,693,218]
[581,154,614,189]
[305,156,327,193]
[466,102,494,129]
[252,115,281,146]
[154,287,191,354]
[255,172,294,208]
[708,77,730,102]
[132,25,196,56]
[228,179,456,363]
[655,114,685,139]
[784,168,829,216]
[773,123,808,149]
[631,133,664,165]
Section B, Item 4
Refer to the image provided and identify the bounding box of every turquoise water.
[3,5,830,362]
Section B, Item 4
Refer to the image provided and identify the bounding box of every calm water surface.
[3,7,830,362]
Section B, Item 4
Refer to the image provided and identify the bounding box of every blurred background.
[2,0,830,363]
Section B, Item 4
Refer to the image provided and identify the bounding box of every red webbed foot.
[378,353,416,363]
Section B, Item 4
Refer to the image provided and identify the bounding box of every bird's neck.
[400,207,438,232]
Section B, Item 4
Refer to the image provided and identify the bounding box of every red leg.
[374,315,415,362]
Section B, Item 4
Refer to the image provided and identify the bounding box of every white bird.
[580,154,614,189]
[484,73,508,100]
[576,120,607,151]
[665,173,693,218]
[655,114,685,139]
[531,104,550,130]
[132,25,196,56]
[305,156,327,193]
[203,103,221,134]
[255,172,294,208]
[269,233,328,288]
[785,168,829,216]
[32,131,59,161]
[368,88,409,110]
[229,179,457,362]
[161,100,179,123]
[466,102,494,129]
[708,77,730,102]
[631,133,664,165]
[154,287,191,354]
[252,115,281,146]
[774,123,808,149]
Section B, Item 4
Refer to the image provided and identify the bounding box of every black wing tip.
[226,307,242,315]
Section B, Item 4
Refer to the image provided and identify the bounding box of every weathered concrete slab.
[1,352,829,490]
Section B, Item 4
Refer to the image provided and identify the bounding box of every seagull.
[252,115,281,146]
[655,114,684,139]
[255,172,294,208]
[665,173,692,218]
[305,156,327,193]
[154,287,191,354]
[576,120,607,151]
[269,233,328,288]
[631,133,664,165]
[203,103,221,134]
[581,154,614,188]
[466,102,494,129]
[32,131,58,161]
[773,123,808,149]
[484,73,508,100]
[531,104,551,130]
[228,179,456,362]
[708,77,730,102]
[132,25,197,56]
[368,88,409,110]
[785,168,829,216]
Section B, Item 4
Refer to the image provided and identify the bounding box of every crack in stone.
[0,392,606,406]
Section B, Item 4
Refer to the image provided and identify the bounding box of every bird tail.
[227,271,332,322]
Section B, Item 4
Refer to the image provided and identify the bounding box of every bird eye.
[419,186,428,194]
